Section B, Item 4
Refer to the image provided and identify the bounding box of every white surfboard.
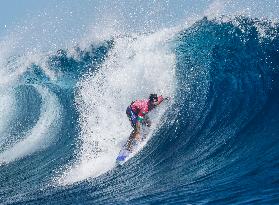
[116,138,140,166]
[116,125,149,166]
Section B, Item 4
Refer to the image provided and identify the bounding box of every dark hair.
[149,94,158,102]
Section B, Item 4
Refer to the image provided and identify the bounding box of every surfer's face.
[150,99,159,106]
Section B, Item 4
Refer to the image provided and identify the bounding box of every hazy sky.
[0,0,278,51]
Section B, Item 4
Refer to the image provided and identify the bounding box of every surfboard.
[116,148,132,166]
[116,126,150,166]
[116,137,140,166]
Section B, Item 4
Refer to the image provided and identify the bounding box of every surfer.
[125,94,170,150]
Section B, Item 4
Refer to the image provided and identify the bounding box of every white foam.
[0,89,16,143]
[59,29,176,185]
[0,85,62,164]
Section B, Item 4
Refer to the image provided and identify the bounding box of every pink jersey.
[130,95,164,121]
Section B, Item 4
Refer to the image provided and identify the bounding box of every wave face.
[1,17,279,204]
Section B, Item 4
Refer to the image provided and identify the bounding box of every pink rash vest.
[130,95,164,122]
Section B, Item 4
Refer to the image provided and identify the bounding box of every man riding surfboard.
[125,94,170,150]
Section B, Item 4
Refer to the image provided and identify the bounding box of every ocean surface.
[0,16,279,204]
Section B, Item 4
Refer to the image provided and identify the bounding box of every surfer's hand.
[165,97,171,101]
[146,121,151,127]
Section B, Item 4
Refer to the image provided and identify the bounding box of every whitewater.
[1,2,279,205]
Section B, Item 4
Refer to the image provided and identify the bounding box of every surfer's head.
[149,94,158,106]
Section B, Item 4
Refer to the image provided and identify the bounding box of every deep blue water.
[0,16,279,204]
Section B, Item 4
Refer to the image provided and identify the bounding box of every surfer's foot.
[125,139,133,151]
